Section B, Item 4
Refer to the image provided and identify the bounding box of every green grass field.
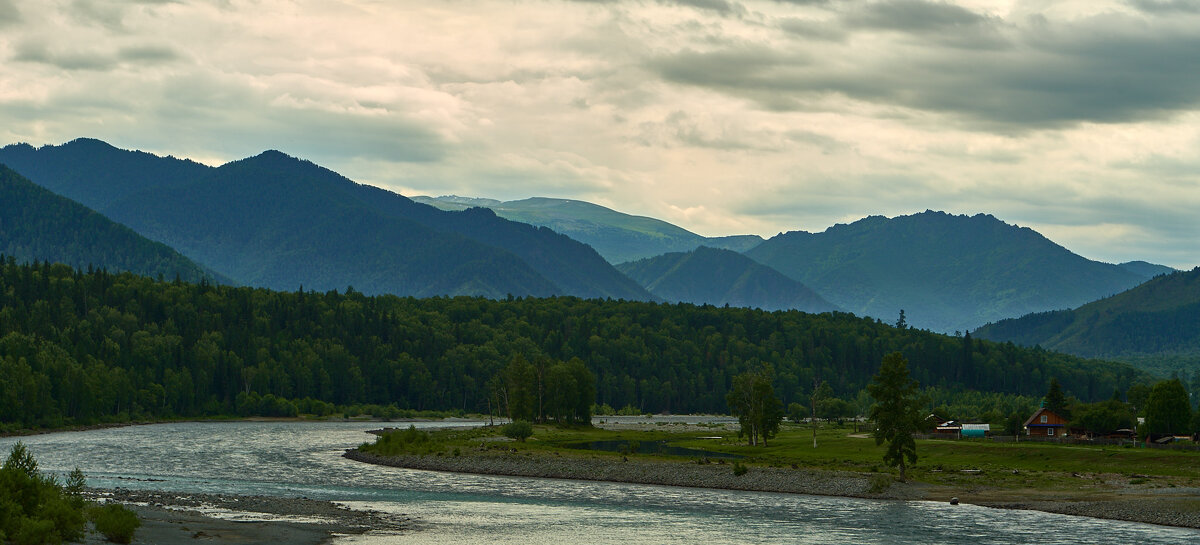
[362,421,1200,498]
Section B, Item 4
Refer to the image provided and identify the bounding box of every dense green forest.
[0,165,218,284]
[0,258,1147,431]
[977,267,1200,378]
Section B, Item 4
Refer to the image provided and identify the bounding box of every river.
[3,421,1196,544]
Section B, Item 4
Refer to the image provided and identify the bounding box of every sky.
[1,0,1198,269]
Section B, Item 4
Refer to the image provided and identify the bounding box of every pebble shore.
[345,448,1200,530]
[344,448,919,500]
[84,488,411,545]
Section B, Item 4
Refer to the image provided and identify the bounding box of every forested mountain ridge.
[0,138,210,210]
[102,150,563,298]
[0,165,218,284]
[414,195,764,264]
[745,211,1154,333]
[975,267,1200,375]
[0,259,1145,429]
[616,246,838,313]
[0,140,651,301]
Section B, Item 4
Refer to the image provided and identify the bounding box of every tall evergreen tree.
[868,352,921,481]
[1045,377,1068,417]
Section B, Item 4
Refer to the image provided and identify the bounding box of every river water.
[3,421,1196,544]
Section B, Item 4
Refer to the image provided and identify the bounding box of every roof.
[1023,407,1066,428]
[961,424,990,431]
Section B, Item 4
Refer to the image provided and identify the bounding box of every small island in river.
[346,418,1200,530]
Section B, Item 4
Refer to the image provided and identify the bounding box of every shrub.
[502,420,534,442]
[12,518,56,545]
[88,504,141,544]
[732,462,748,476]
[869,473,893,493]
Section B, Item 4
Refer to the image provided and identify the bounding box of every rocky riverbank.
[85,488,411,545]
[344,448,1200,530]
[344,448,922,500]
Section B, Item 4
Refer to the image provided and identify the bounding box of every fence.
[916,433,1200,452]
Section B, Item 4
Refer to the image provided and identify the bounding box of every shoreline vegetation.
[347,420,1200,530]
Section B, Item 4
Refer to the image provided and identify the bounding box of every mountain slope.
[745,211,1151,333]
[617,246,838,313]
[0,164,217,283]
[414,195,764,264]
[0,138,210,210]
[102,151,563,297]
[2,140,651,300]
[975,267,1200,365]
[344,189,650,300]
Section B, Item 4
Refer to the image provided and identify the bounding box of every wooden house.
[1023,408,1068,437]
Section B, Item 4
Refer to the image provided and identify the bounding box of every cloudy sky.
[2,0,1198,268]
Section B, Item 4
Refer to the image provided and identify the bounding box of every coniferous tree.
[868,352,921,481]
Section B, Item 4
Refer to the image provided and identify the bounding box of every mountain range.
[616,246,837,313]
[746,211,1165,333]
[413,195,763,264]
[975,267,1200,374]
[0,163,217,283]
[0,139,651,300]
[1,138,1182,338]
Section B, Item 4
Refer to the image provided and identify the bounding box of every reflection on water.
[2,421,1197,544]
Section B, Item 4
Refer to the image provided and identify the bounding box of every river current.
[3,421,1196,544]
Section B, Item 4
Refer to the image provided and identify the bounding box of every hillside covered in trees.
[0,139,651,301]
[976,267,1200,376]
[0,258,1146,431]
[616,246,837,313]
[746,211,1157,333]
[0,165,219,284]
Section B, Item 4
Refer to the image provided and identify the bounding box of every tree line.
[0,257,1151,431]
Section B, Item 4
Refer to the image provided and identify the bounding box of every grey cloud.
[0,0,19,27]
[14,41,181,71]
[14,42,118,71]
[118,44,181,63]
[651,12,1200,128]
[665,0,747,16]
[1126,0,1200,13]
[844,0,989,32]
[144,75,447,164]
[842,0,1009,50]
[778,17,846,41]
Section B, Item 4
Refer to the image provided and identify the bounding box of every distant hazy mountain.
[414,195,763,264]
[0,140,652,300]
[617,246,838,313]
[1118,260,1176,279]
[975,267,1200,374]
[0,164,216,283]
[745,210,1156,333]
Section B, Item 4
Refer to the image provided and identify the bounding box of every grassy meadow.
[361,420,1200,499]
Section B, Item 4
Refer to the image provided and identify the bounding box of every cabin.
[1023,408,1068,437]
[934,420,962,438]
[960,423,990,438]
